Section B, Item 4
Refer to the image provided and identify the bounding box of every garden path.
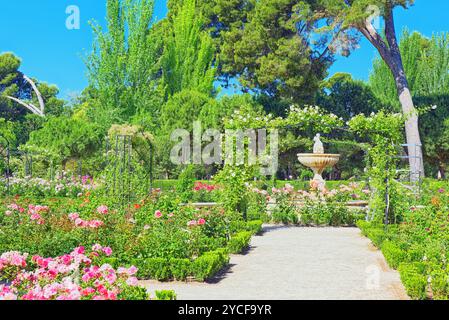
[141,226,408,300]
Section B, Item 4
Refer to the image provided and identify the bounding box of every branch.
[23,75,45,115]
[358,21,391,62]
[384,3,400,54]
[6,96,44,117]
[5,75,46,117]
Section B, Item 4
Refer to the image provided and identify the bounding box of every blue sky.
[1,0,448,99]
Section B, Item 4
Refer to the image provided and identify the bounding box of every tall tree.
[0,53,65,145]
[202,0,332,105]
[161,0,216,97]
[301,0,425,179]
[86,0,162,129]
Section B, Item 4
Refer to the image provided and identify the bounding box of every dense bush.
[381,241,407,269]
[398,262,428,300]
[192,249,230,282]
[227,231,253,254]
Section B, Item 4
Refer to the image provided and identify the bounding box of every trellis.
[104,134,154,206]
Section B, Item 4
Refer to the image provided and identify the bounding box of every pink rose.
[102,247,113,256]
[89,220,104,228]
[154,210,163,219]
[128,266,138,276]
[74,246,85,255]
[92,244,102,252]
[68,213,79,221]
[198,218,206,225]
[187,220,197,227]
[126,277,138,286]
[30,213,41,221]
[97,205,109,215]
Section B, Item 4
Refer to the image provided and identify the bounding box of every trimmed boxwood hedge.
[227,231,253,254]
[398,262,427,300]
[131,249,230,282]
[381,240,407,269]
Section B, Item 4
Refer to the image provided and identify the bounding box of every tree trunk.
[387,51,425,181]
[438,163,446,179]
[359,9,425,181]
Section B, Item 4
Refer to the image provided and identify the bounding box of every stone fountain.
[297,134,340,190]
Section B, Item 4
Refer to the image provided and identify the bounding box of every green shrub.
[430,269,449,300]
[134,258,171,281]
[230,220,263,235]
[272,210,298,225]
[155,290,177,300]
[381,240,407,269]
[192,249,229,281]
[366,228,387,248]
[176,165,196,202]
[398,262,428,300]
[119,285,150,300]
[169,258,192,281]
[246,220,263,235]
[227,231,253,254]
[356,220,370,235]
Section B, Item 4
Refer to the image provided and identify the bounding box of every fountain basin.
[297,154,340,190]
[297,154,340,172]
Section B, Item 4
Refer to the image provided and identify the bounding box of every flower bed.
[0,245,173,300]
[250,182,368,226]
[0,174,95,198]
[0,185,262,286]
[357,181,449,300]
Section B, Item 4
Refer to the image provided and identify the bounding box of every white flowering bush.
[0,174,95,198]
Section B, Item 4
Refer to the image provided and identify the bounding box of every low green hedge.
[227,231,253,254]
[170,258,192,281]
[121,221,262,282]
[358,219,449,300]
[192,249,230,281]
[429,265,449,300]
[132,249,230,282]
[155,290,177,300]
[381,240,408,269]
[246,220,263,235]
[398,262,428,300]
[230,220,263,235]
[356,220,387,248]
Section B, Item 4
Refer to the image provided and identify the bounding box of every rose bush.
[0,246,148,300]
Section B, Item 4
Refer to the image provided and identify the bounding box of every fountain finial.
[313,134,324,154]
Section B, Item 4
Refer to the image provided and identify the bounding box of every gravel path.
[142,226,408,300]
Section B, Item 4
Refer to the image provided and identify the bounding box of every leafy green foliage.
[162,0,216,97]
[349,111,406,222]
[0,53,65,145]
[318,73,387,120]
[206,0,331,104]
[86,0,163,128]
[227,231,252,254]
[27,116,102,166]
